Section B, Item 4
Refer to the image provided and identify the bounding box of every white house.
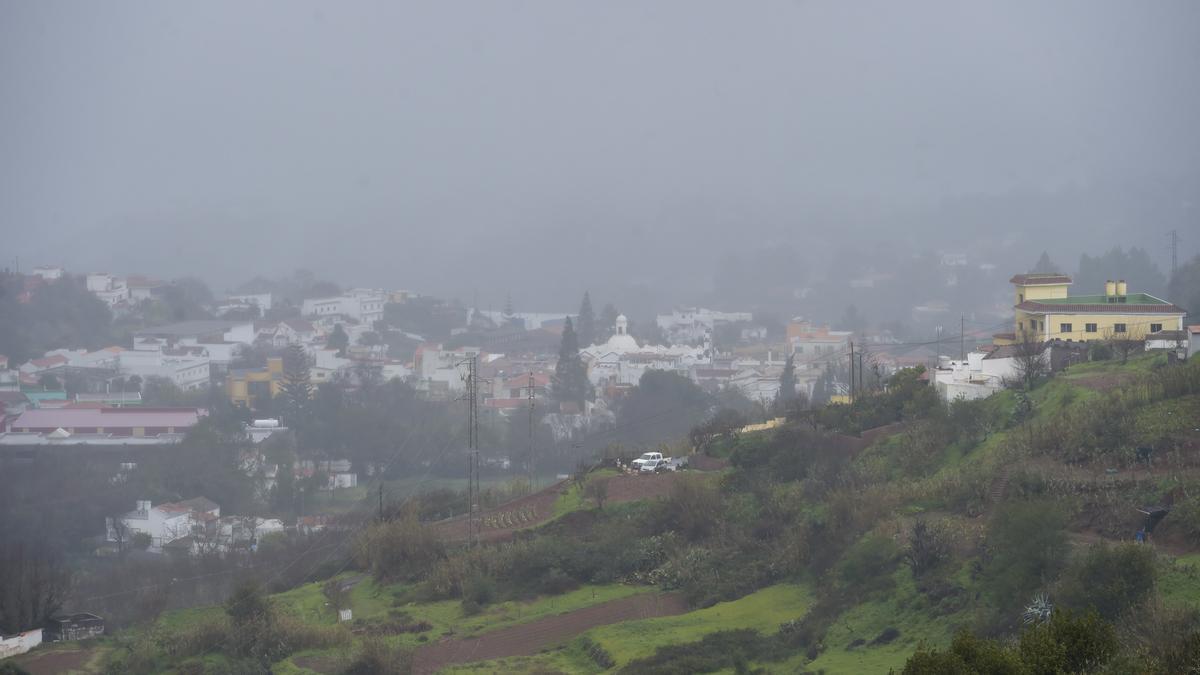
[118,348,211,390]
[31,266,64,280]
[301,290,386,325]
[1145,330,1188,359]
[110,497,220,553]
[930,347,1035,401]
[86,273,130,307]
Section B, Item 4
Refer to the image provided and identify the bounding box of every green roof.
[1034,293,1168,306]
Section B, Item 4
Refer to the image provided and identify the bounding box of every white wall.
[0,628,42,658]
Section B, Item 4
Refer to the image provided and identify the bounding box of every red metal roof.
[10,407,204,431]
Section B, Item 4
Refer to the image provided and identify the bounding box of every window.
[1114,323,1127,333]
[1060,323,1072,334]
[1150,323,1162,333]
[1086,323,1097,333]
[1019,293,1024,302]
[1017,321,1023,331]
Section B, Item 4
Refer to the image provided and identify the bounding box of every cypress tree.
[553,317,593,409]
[776,355,797,409]
[577,291,596,347]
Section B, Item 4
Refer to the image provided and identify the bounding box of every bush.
[981,500,1068,613]
[836,534,900,597]
[618,629,785,674]
[1017,609,1117,674]
[1057,543,1156,620]
[904,518,949,577]
[341,637,413,675]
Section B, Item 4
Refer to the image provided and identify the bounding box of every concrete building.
[44,614,105,642]
[302,290,386,325]
[997,274,1186,345]
[226,357,284,408]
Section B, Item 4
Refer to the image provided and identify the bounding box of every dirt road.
[411,592,687,674]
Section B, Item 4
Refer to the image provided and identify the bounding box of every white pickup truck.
[631,452,686,473]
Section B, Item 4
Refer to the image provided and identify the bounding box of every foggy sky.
[3,1,1198,311]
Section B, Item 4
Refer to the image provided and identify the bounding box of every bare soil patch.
[12,647,96,675]
[412,592,687,674]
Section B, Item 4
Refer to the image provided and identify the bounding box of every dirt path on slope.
[433,468,702,544]
[411,592,688,674]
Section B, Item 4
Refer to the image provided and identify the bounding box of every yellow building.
[995,274,1185,345]
[225,357,284,408]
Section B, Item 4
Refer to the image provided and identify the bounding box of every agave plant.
[1022,593,1053,625]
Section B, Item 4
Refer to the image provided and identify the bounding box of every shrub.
[579,636,615,670]
[618,629,785,674]
[904,518,949,577]
[981,500,1068,612]
[354,516,445,582]
[836,534,900,597]
[1017,609,1117,674]
[341,637,413,675]
[1057,543,1156,620]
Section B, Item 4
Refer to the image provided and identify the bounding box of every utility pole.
[1168,229,1180,277]
[858,349,864,394]
[527,371,536,491]
[960,314,965,361]
[377,483,383,522]
[848,341,855,403]
[459,356,480,546]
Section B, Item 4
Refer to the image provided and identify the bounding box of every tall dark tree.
[552,317,593,409]
[1167,254,1200,322]
[577,292,596,347]
[326,324,349,356]
[279,343,313,425]
[1076,246,1167,297]
[776,355,798,409]
[0,539,70,633]
[1031,251,1059,274]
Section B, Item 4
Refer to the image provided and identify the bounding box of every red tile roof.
[1009,274,1072,286]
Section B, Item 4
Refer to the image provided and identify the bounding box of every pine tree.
[1031,251,1059,274]
[326,324,349,356]
[776,355,797,409]
[577,292,596,347]
[279,343,313,425]
[553,317,593,409]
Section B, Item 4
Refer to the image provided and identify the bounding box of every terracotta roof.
[1016,300,1185,314]
[1009,274,1072,286]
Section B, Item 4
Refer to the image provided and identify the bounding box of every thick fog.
[3,1,1198,311]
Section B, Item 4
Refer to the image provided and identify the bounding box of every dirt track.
[433,466,711,544]
[11,648,95,675]
[411,592,688,674]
